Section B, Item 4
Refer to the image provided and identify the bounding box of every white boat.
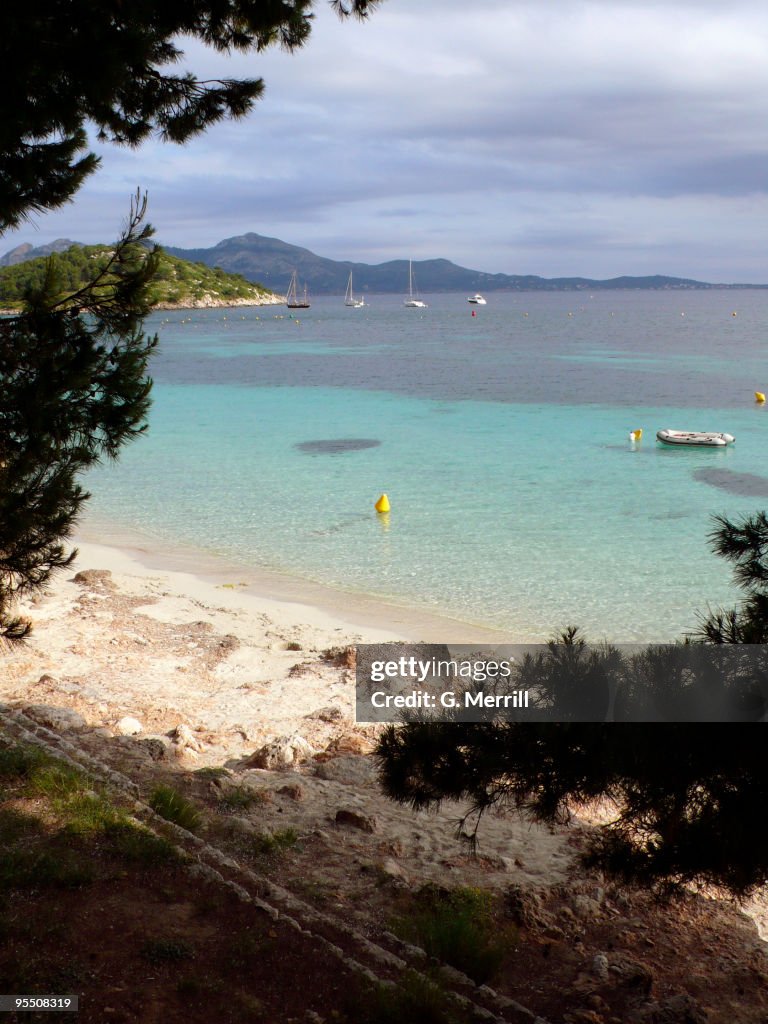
[656,429,735,447]
[286,270,310,309]
[404,260,427,308]
[467,294,486,305]
[344,272,366,308]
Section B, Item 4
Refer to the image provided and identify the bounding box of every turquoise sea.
[85,290,768,641]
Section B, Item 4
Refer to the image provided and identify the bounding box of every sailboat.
[344,271,366,308]
[286,270,310,309]
[403,260,427,308]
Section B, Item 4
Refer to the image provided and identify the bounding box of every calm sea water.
[86,290,768,641]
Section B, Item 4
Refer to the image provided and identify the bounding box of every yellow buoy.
[629,429,643,442]
[375,493,390,513]
[756,392,765,403]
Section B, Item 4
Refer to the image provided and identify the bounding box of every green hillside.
[0,244,281,310]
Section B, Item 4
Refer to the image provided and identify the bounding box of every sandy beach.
[2,531,768,1021]
[1,532,569,885]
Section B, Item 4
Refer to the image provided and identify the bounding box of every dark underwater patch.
[692,468,768,497]
[295,438,381,454]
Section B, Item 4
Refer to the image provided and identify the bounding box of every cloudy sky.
[5,0,768,280]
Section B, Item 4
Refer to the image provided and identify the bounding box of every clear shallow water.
[86,291,768,641]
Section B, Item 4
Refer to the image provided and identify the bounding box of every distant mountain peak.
[0,238,80,268]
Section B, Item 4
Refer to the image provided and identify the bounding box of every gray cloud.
[3,0,768,281]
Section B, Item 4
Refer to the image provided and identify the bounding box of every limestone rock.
[379,858,409,883]
[170,722,203,754]
[305,705,344,723]
[137,736,171,761]
[325,732,374,756]
[315,755,377,787]
[335,808,377,833]
[277,783,305,801]
[114,715,143,736]
[592,953,610,982]
[244,734,314,770]
[22,704,86,732]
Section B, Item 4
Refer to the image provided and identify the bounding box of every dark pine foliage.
[0,194,158,642]
[0,0,380,231]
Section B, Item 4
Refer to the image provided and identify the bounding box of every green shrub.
[391,886,511,985]
[351,971,463,1024]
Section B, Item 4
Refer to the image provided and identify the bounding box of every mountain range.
[3,233,765,292]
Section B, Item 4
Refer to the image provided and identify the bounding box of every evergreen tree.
[693,512,768,643]
[377,517,768,898]
[0,194,158,642]
[0,1,380,230]
[0,2,381,641]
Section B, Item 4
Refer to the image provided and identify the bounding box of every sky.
[4,0,768,281]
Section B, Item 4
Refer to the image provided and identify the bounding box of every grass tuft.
[217,786,268,813]
[27,762,89,801]
[149,785,203,832]
[251,828,298,857]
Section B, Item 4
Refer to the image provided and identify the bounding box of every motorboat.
[467,294,487,305]
[656,429,735,447]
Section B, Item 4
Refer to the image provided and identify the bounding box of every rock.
[137,736,171,761]
[335,809,377,833]
[592,953,610,982]
[305,705,344,723]
[379,858,409,882]
[315,755,377,786]
[630,995,708,1024]
[114,716,143,736]
[568,1012,605,1024]
[571,895,603,922]
[244,734,314,771]
[277,783,305,801]
[170,722,203,753]
[609,954,653,998]
[22,704,86,732]
[505,884,547,929]
[72,569,116,590]
[21,700,84,733]
[325,733,374,756]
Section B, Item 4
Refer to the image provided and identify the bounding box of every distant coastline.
[4,234,767,295]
